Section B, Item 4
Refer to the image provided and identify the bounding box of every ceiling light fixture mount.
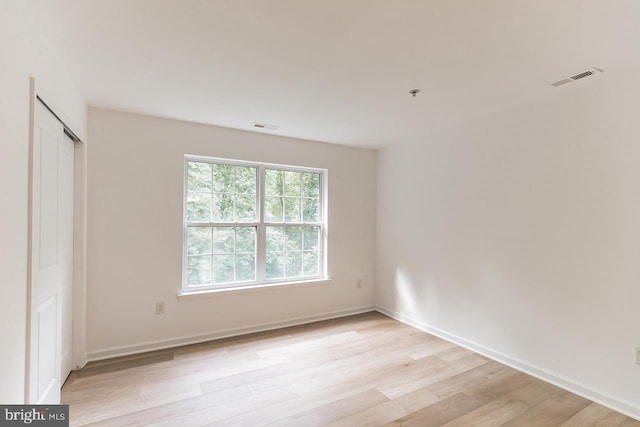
[409,89,420,97]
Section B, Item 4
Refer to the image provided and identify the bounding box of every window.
[183,156,326,292]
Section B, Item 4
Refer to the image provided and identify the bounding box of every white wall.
[377,67,640,418]
[0,0,86,402]
[86,108,376,358]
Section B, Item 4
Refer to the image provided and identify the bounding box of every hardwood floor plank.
[382,392,484,427]
[439,397,529,427]
[323,387,441,427]
[266,388,390,426]
[501,398,584,427]
[377,353,489,399]
[431,345,477,362]
[560,403,640,427]
[426,360,512,400]
[554,389,592,412]
[456,366,533,404]
[68,383,202,426]
[408,339,458,360]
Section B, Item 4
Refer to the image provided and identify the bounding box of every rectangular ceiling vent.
[252,122,279,130]
[551,67,603,88]
[570,70,593,80]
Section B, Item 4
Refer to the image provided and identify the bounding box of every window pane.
[236,227,256,253]
[265,196,284,222]
[213,227,234,254]
[235,254,256,281]
[284,171,301,197]
[188,162,212,192]
[284,198,301,222]
[302,198,319,222]
[212,194,234,222]
[188,255,212,285]
[266,226,285,252]
[265,169,284,196]
[187,193,211,222]
[303,226,319,251]
[212,164,234,193]
[302,173,320,197]
[213,254,234,283]
[236,167,256,194]
[303,251,319,276]
[266,252,285,279]
[285,251,302,277]
[235,195,256,222]
[206,227,257,283]
[187,226,212,255]
[285,226,302,251]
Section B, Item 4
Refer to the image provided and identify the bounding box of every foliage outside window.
[183,157,325,291]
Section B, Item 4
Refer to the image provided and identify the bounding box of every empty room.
[2,0,640,425]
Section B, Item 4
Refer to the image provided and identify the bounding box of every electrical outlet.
[156,302,165,314]
[636,347,640,365]
[356,279,362,289]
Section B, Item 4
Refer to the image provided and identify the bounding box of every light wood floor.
[62,312,639,426]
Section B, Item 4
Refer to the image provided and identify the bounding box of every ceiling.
[24,0,640,149]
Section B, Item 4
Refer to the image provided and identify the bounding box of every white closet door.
[29,100,74,403]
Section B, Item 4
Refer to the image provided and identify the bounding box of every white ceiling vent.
[252,122,279,130]
[551,67,604,87]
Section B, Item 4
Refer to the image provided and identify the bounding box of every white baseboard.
[375,306,640,421]
[86,305,375,362]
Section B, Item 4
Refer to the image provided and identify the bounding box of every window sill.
[177,277,332,300]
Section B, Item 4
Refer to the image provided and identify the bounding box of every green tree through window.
[184,157,325,290]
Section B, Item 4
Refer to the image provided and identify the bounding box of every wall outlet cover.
[156,302,165,314]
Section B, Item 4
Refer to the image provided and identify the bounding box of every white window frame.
[182,155,328,293]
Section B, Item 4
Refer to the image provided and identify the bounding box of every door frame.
[25,77,87,402]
